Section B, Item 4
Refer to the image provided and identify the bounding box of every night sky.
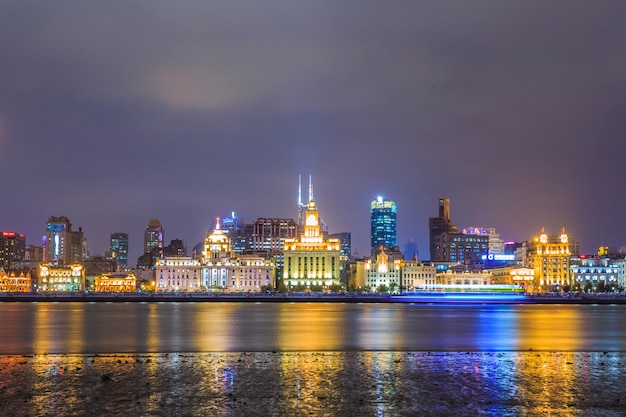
[1,1,625,262]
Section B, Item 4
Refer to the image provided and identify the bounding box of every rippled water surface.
[1,302,626,354]
[3,302,626,415]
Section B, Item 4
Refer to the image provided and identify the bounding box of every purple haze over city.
[1,1,625,262]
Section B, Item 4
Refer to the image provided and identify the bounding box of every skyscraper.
[283,193,341,289]
[44,216,84,265]
[144,219,163,254]
[110,232,129,270]
[0,231,26,269]
[370,196,397,256]
[429,198,458,261]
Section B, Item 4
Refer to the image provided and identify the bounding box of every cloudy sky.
[1,0,625,262]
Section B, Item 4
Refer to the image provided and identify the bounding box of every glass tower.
[110,232,129,270]
[370,196,397,255]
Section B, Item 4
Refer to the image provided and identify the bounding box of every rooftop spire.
[309,174,313,202]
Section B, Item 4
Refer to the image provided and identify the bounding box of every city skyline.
[1,2,625,262]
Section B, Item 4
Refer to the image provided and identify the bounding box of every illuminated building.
[253,218,298,253]
[429,198,458,260]
[329,232,351,260]
[0,231,26,269]
[144,219,164,254]
[370,196,397,256]
[109,232,129,270]
[464,227,505,256]
[283,194,341,289]
[94,272,137,292]
[0,267,31,292]
[489,266,534,290]
[434,232,490,265]
[155,257,201,292]
[570,256,622,291]
[525,229,571,292]
[155,219,275,292]
[364,248,401,291]
[43,216,84,265]
[38,263,85,292]
[200,219,275,292]
[436,270,492,286]
[400,261,437,290]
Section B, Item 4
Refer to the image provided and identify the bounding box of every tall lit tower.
[144,219,164,254]
[297,175,314,227]
[110,232,129,270]
[44,216,84,265]
[0,231,26,269]
[370,196,397,256]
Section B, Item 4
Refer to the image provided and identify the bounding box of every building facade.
[436,270,492,286]
[400,261,437,290]
[489,266,535,290]
[525,229,571,292]
[370,196,397,256]
[94,272,137,292]
[44,216,84,265]
[364,249,401,292]
[144,219,164,254]
[38,263,85,292]
[283,198,341,289]
[0,231,26,269]
[429,198,459,261]
[110,232,129,270]
[156,257,202,292]
[0,268,31,292]
[434,232,490,265]
[571,256,623,291]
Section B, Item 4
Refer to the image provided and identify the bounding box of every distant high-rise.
[144,219,163,254]
[110,232,129,270]
[329,232,351,260]
[370,196,397,256]
[429,198,458,261]
[403,238,418,261]
[0,231,26,269]
[44,216,84,265]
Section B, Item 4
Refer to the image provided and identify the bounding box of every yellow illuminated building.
[526,228,571,292]
[489,266,535,290]
[283,198,341,289]
[94,272,137,292]
[38,263,85,292]
[0,267,31,292]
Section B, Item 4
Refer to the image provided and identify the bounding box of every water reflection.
[4,302,626,353]
[3,352,626,416]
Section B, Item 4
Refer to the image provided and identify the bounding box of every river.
[1,301,625,354]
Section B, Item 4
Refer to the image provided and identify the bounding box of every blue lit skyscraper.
[110,232,129,270]
[370,196,397,256]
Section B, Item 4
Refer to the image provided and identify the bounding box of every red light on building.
[2,232,16,237]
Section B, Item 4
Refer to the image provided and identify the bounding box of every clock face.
[307,214,318,226]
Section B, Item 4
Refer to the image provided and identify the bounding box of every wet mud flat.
[1,352,626,416]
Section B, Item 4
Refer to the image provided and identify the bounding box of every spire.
[215,217,221,230]
[309,174,313,202]
[298,175,302,206]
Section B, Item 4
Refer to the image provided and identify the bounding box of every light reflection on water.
[3,352,626,416]
[2,302,626,354]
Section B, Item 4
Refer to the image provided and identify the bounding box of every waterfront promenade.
[0,291,625,304]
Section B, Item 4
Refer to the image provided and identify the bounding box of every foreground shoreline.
[2,351,625,416]
[1,292,625,304]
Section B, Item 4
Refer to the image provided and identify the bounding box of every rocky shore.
[2,351,626,416]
